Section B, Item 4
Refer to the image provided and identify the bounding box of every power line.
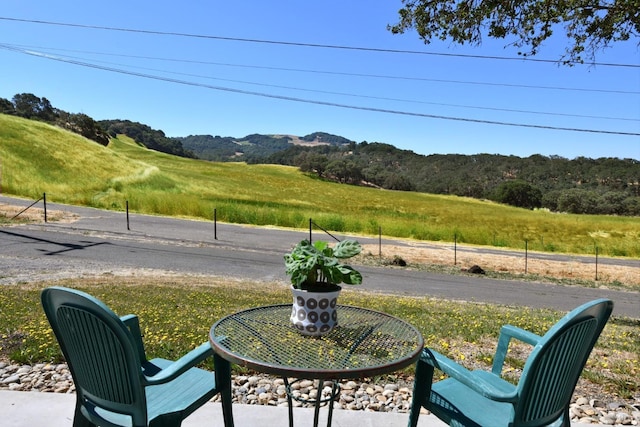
[7,43,637,96]
[2,43,638,137]
[1,16,638,68]
[23,46,637,123]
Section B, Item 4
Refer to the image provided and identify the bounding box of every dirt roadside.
[361,242,639,290]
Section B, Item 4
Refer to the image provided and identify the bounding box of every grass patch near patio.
[1,276,637,399]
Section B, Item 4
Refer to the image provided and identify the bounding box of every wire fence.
[9,193,47,222]
[4,195,612,281]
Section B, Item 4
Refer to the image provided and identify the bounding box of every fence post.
[525,240,528,274]
[126,201,130,230]
[309,218,312,243]
[214,208,217,240]
[378,226,382,259]
[595,245,599,281]
[43,192,47,223]
[454,233,457,266]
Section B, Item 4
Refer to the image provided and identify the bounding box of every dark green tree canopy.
[100,119,195,157]
[492,180,543,209]
[388,0,639,63]
[0,97,15,115]
[5,93,109,145]
[12,93,55,121]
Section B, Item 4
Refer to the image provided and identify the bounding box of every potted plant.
[284,239,362,336]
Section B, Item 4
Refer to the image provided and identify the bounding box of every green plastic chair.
[408,298,613,427]
[41,286,234,427]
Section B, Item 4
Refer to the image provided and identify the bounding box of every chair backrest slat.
[42,287,148,425]
[57,306,136,404]
[514,299,612,426]
[519,319,596,422]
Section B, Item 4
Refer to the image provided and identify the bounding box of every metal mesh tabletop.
[209,304,424,379]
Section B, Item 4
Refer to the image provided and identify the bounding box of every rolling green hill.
[1,113,638,258]
[3,93,637,217]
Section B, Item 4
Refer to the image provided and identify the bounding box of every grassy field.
[1,114,638,258]
[1,277,637,400]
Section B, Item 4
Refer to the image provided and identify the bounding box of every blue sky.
[1,1,638,160]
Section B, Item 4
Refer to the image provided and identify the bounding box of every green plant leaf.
[337,265,363,285]
[333,239,362,258]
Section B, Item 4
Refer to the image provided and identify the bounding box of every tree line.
[175,133,292,162]
[1,93,192,158]
[100,119,195,158]
[261,142,640,216]
[1,93,110,146]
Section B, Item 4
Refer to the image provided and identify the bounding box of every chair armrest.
[500,325,541,346]
[143,342,214,386]
[120,314,148,363]
[120,314,138,327]
[492,325,541,375]
[421,348,518,402]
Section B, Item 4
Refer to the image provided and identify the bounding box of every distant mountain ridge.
[175,131,354,162]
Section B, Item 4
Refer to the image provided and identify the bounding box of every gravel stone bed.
[2,361,638,425]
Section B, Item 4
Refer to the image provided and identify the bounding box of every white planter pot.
[290,286,341,336]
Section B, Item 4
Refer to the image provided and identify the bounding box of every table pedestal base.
[284,378,340,427]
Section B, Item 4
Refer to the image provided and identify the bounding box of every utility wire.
[28,46,637,123]
[0,16,637,68]
[6,43,637,96]
[2,44,637,137]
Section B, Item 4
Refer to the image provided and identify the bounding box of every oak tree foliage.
[388,0,639,63]
[4,93,109,146]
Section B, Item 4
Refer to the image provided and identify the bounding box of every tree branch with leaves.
[388,0,639,64]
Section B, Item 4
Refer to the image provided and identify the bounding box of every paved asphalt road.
[1,195,638,318]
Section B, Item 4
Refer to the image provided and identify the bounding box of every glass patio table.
[209,304,424,427]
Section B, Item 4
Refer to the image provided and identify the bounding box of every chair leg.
[72,401,95,427]
[407,357,434,427]
[560,407,571,427]
[214,353,235,427]
[149,413,183,427]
